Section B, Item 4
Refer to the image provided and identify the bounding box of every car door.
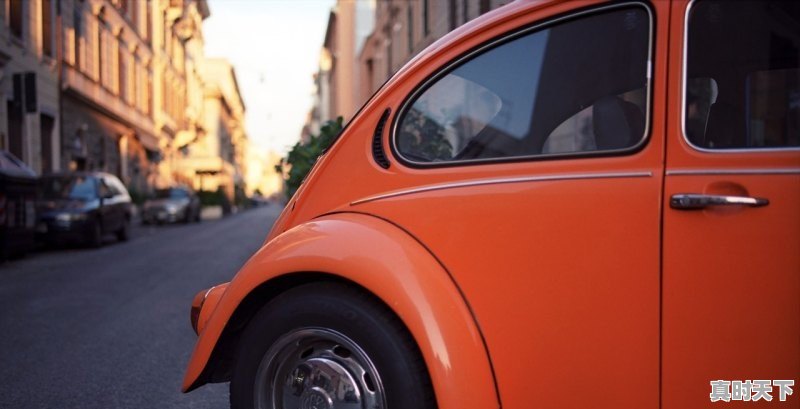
[107,176,131,221]
[97,177,120,233]
[350,2,670,407]
[663,1,800,407]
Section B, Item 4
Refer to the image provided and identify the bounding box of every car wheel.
[229,282,435,409]
[86,220,103,248]
[116,217,130,242]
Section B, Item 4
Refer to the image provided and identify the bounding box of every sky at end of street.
[204,0,336,157]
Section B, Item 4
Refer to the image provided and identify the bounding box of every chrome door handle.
[670,194,769,210]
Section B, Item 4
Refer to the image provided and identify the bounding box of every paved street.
[0,204,283,408]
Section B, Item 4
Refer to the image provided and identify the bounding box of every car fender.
[183,211,499,409]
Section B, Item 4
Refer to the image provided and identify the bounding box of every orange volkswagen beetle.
[184,1,799,408]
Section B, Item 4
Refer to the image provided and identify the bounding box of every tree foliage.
[397,108,452,161]
[276,117,343,198]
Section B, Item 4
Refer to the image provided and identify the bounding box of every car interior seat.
[592,95,646,150]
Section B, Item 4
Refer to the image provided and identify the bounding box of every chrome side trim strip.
[351,171,653,205]
[666,168,800,176]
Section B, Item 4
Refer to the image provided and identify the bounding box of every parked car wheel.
[229,282,435,409]
[116,217,130,242]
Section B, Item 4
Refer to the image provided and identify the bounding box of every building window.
[9,0,23,39]
[112,35,119,94]
[146,70,153,115]
[7,99,24,160]
[422,0,429,36]
[74,7,82,68]
[130,59,136,107]
[119,47,127,102]
[145,0,152,44]
[137,62,144,112]
[449,0,457,30]
[479,0,490,14]
[98,23,105,86]
[42,0,53,56]
[133,61,140,110]
[366,58,374,96]
[130,0,138,32]
[40,114,55,173]
[161,73,167,113]
[163,11,172,57]
[407,4,413,53]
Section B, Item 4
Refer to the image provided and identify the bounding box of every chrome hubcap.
[254,328,386,409]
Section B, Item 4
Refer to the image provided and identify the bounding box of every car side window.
[685,0,800,149]
[395,5,651,164]
[98,179,113,198]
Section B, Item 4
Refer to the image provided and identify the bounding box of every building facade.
[0,0,61,174]
[1,0,252,203]
[307,0,513,130]
[179,58,246,203]
[59,0,205,199]
[302,0,375,139]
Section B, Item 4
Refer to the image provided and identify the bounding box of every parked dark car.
[36,172,132,247]
[0,151,38,260]
[141,186,201,225]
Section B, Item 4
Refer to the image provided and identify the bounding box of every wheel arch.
[188,272,351,386]
[182,212,499,409]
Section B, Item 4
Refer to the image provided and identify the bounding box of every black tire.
[86,220,103,248]
[116,217,130,242]
[229,282,436,409]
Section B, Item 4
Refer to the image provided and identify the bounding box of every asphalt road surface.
[0,204,283,408]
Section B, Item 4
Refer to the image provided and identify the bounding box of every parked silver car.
[141,187,201,225]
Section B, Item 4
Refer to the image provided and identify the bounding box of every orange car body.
[184,1,800,408]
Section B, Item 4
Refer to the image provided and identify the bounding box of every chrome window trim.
[681,0,800,153]
[391,2,655,167]
[666,168,800,176]
[350,171,653,205]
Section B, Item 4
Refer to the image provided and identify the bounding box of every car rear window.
[395,4,652,165]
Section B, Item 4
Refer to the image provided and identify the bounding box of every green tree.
[397,108,452,161]
[276,117,343,198]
